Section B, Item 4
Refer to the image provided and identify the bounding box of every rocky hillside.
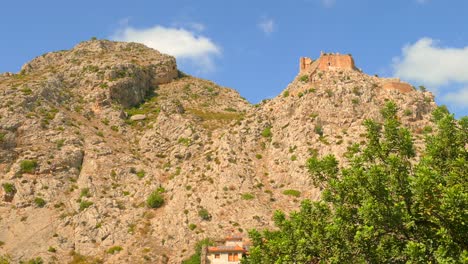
[0,40,437,263]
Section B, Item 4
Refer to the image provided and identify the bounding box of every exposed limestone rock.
[0,41,438,263]
[130,114,147,121]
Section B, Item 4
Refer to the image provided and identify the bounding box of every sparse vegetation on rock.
[147,189,164,209]
[0,40,446,263]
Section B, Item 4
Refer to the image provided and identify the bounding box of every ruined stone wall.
[382,81,414,93]
[299,53,356,75]
[318,53,356,71]
[299,57,314,72]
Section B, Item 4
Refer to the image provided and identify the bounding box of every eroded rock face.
[0,42,438,263]
[21,40,178,108]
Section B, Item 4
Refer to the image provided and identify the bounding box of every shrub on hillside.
[147,189,164,209]
[20,160,38,173]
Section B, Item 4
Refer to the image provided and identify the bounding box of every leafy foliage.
[19,257,43,264]
[182,238,214,264]
[33,197,46,208]
[261,127,272,138]
[106,246,123,254]
[2,183,16,194]
[147,189,165,209]
[299,75,309,82]
[198,208,212,221]
[243,103,468,263]
[241,193,255,200]
[79,200,93,211]
[282,189,301,198]
[0,255,10,264]
[20,160,38,173]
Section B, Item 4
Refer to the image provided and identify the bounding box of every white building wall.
[207,252,243,264]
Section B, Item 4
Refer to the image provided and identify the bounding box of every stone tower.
[299,52,356,74]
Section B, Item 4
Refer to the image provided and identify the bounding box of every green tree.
[243,102,467,263]
[182,238,214,264]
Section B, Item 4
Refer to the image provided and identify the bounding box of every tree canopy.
[243,103,467,263]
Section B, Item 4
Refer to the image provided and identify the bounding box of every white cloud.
[393,38,468,108]
[258,17,275,35]
[393,38,468,86]
[112,25,221,72]
[443,88,468,107]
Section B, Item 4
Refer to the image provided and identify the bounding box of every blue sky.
[1,0,467,116]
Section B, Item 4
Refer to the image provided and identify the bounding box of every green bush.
[34,197,46,208]
[423,125,433,133]
[282,189,301,197]
[20,160,38,173]
[198,208,211,221]
[299,75,309,82]
[178,137,191,146]
[0,254,9,264]
[404,109,413,116]
[47,246,56,253]
[79,200,93,211]
[0,132,5,142]
[241,193,255,200]
[352,86,361,96]
[255,154,263,159]
[80,188,91,198]
[283,91,290,97]
[188,223,197,230]
[136,170,145,179]
[314,124,324,136]
[147,190,164,209]
[2,183,16,194]
[107,246,123,254]
[309,113,319,120]
[21,257,43,264]
[261,127,272,138]
[55,139,65,149]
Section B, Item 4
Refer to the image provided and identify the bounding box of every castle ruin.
[300,52,356,74]
[298,52,414,93]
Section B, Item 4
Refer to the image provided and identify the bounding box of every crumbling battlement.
[300,52,356,74]
[382,81,413,93]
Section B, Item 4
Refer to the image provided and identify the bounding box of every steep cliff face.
[0,41,437,263]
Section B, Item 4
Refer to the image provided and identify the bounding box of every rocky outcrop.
[0,41,438,263]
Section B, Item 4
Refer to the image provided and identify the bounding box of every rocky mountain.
[0,40,437,263]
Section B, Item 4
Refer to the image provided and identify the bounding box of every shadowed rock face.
[0,41,437,263]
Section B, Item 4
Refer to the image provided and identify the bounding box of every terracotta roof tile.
[207,245,246,253]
